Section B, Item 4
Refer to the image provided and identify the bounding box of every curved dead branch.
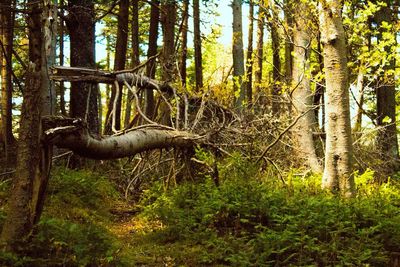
[42,116,203,160]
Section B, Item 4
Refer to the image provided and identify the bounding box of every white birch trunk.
[319,0,354,196]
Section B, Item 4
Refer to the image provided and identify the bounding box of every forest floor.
[1,164,400,266]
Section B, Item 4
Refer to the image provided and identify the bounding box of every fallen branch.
[42,116,204,160]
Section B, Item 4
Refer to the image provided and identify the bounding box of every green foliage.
[139,157,400,266]
[0,168,125,266]
[45,168,118,222]
[29,218,120,266]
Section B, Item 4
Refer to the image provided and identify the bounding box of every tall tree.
[179,0,189,88]
[193,0,203,90]
[232,0,245,109]
[104,0,129,133]
[374,0,399,174]
[0,0,16,164]
[0,0,55,250]
[283,0,293,82]
[65,0,99,134]
[319,0,354,195]
[254,3,265,98]
[266,2,281,114]
[124,0,140,128]
[291,2,321,173]
[160,0,176,82]
[144,0,160,119]
[245,0,254,105]
[159,0,176,126]
[58,0,66,116]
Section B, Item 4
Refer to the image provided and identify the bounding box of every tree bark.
[0,0,53,249]
[159,0,176,125]
[0,0,16,164]
[374,1,399,173]
[284,0,293,83]
[254,4,264,99]
[245,0,254,105]
[65,0,99,134]
[193,0,203,90]
[160,0,176,82]
[124,0,140,128]
[58,0,66,116]
[44,117,202,160]
[104,0,129,133]
[291,2,321,173]
[144,0,160,119]
[353,68,364,133]
[319,0,354,196]
[267,4,281,114]
[179,0,189,89]
[232,0,245,109]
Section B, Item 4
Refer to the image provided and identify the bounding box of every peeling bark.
[43,117,202,160]
[319,0,354,196]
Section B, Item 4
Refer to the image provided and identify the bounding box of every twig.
[123,80,157,125]
[256,108,314,163]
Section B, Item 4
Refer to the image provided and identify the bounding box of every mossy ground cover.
[0,163,400,266]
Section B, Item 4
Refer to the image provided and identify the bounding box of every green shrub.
[140,162,400,266]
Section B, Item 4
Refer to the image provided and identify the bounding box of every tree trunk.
[193,0,203,90]
[159,0,176,126]
[245,0,254,105]
[44,117,202,160]
[374,1,399,174]
[160,0,176,82]
[232,0,245,109]
[313,33,324,130]
[254,4,264,99]
[284,0,293,83]
[353,68,364,133]
[0,0,53,250]
[267,4,281,114]
[291,2,322,173]
[144,0,160,119]
[319,0,354,196]
[104,0,129,133]
[58,0,66,116]
[124,0,140,128]
[179,0,188,89]
[0,0,16,165]
[66,0,99,134]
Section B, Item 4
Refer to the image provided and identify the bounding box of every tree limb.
[42,116,203,160]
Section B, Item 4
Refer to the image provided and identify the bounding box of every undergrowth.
[0,156,400,266]
[0,168,127,267]
[137,156,400,266]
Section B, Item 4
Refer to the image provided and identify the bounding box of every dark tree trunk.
[232,0,245,109]
[267,4,281,114]
[374,1,399,173]
[284,0,293,83]
[59,0,66,116]
[160,0,176,82]
[245,0,254,105]
[125,0,140,128]
[0,0,53,250]
[66,0,99,134]
[193,0,203,90]
[0,0,16,165]
[144,0,160,119]
[254,4,264,99]
[104,0,129,133]
[179,0,188,89]
[159,0,176,126]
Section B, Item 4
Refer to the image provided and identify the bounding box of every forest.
[0,0,400,266]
